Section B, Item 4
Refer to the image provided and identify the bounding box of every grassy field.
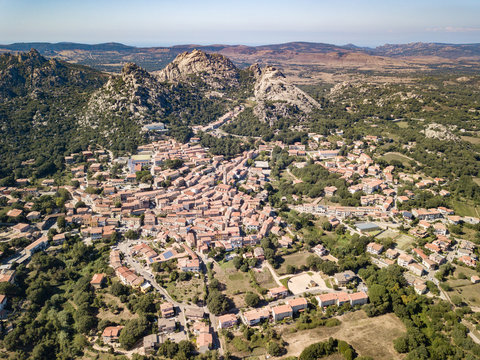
[165,276,204,303]
[395,234,416,251]
[277,251,310,275]
[461,136,480,145]
[376,229,399,240]
[457,227,480,242]
[226,330,270,359]
[254,267,277,289]
[381,152,416,167]
[446,266,480,307]
[97,292,137,322]
[396,121,409,129]
[280,310,406,359]
[450,199,480,217]
[215,261,258,308]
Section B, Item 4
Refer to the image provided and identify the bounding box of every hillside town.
[1,130,480,358]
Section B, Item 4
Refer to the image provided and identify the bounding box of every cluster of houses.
[217,288,368,328]
[61,139,286,258]
[109,249,151,291]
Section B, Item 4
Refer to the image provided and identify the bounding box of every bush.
[267,342,286,357]
[245,292,260,307]
[394,336,409,353]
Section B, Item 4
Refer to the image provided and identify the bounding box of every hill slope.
[0,49,108,180]
[0,49,320,181]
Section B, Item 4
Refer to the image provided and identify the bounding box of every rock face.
[422,123,460,141]
[155,49,239,89]
[250,65,320,123]
[81,51,322,129]
[83,62,170,126]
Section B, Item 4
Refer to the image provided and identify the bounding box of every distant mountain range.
[1,41,479,73]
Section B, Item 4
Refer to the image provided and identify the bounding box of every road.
[117,239,224,354]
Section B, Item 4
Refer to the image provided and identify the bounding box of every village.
[0,129,479,358]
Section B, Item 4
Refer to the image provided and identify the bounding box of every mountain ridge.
[2,41,480,73]
[0,48,320,179]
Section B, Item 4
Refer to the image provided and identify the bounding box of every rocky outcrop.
[250,65,320,123]
[83,62,170,126]
[155,49,239,89]
[421,123,460,141]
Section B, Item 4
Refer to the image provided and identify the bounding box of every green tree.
[119,317,149,349]
[207,290,230,315]
[267,342,285,357]
[245,292,260,307]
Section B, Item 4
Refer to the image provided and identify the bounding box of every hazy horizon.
[1,0,480,47]
[2,39,480,49]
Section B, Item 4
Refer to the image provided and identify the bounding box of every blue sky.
[1,0,479,47]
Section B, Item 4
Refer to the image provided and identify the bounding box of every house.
[336,292,350,306]
[471,276,480,284]
[217,314,237,329]
[385,248,399,259]
[271,304,293,321]
[334,270,356,286]
[158,317,176,333]
[90,273,106,289]
[178,258,201,272]
[267,286,289,299]
[287,297,308,313]
[0,270,15,284]
[408,262,425,276]
[160,302,175,318]
[414,281,427,295]
[102,326,124,343]
[278,235,293,248]
[197,332,213,353]
[313,244,328,256]
[366,242,384,255]
[7,209,23,218]
[26,211,41,221]
[52,233,66,245]
[316,293,338,308]
[242,308,270,326]
[185,307,204,320]
[253,247,265,260]
[413,248,428,261]
[13,223,31,233]
[324,186,337,197]
[412,208,442,221]
[425,243,441,253]
[397,254,414,267]
[429,253,446,266]
[143,334,161,354]
[433,223,448,236]
[422,258,437,270]
[24,236,49,257]
[459,255,477,267]
[348,291,368,306]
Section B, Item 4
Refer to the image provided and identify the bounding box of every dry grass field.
[277,251,310,275]
[280,310,406,360]
[97,293,137,322]
[214,261,258,308]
